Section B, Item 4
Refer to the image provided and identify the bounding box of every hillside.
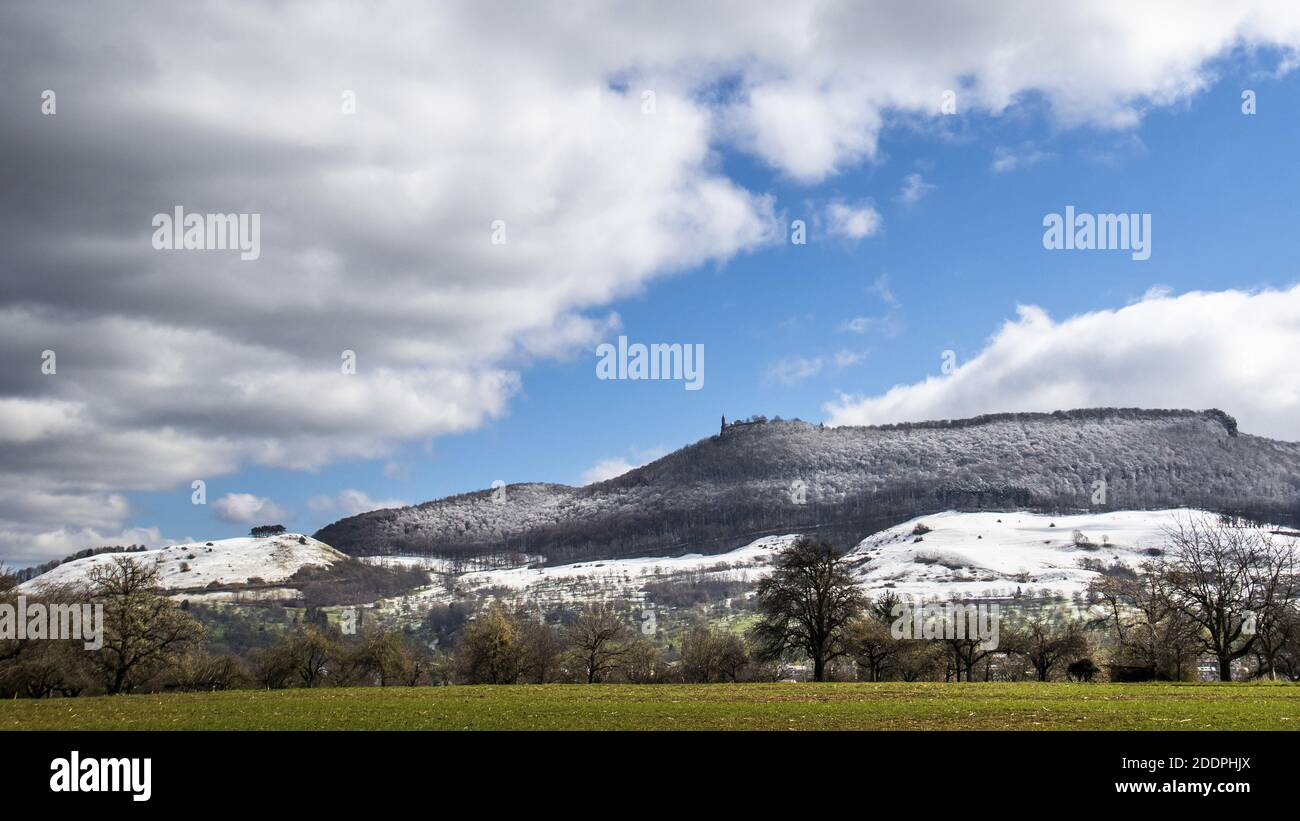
[387,509,1224,609]
[315,408,1300,565]
[18,533,348,595]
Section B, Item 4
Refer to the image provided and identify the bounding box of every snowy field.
[15,510,1232,609]
[847,509,1190,599]
[18,534,348,593]
[394,509,1211,606]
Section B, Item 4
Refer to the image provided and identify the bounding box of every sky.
[3,1,1300,565]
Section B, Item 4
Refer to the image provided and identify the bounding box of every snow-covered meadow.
[18,533,348,594]
[376,509,1205,610]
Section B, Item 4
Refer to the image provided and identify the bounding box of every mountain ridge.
[314,407,1300,564]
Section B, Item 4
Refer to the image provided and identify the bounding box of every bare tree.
[749,537,864,682]
[1013,616,1087,681]
[680,624,748,683]
[943,637,996,682]
[618,639,664,683]
[893,640,942,681]
[90,557,203,694]
[166,651,249,691]
[1248,538,1300,679]
[566,602,628,683]
[276,626,337,688]
[1088,564,1199,680]
[1157,516,1288,681]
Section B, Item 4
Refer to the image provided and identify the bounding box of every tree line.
[3,513,1298,694]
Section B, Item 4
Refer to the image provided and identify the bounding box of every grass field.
[2,682,1300,730]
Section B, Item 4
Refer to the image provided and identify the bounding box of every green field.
[3,682,1300,730]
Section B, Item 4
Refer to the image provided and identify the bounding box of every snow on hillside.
[18,534,349,593]
[317,410,1300,566]
[394,509,1206,607]
[847,509,1189,599]
[457,534,796,600]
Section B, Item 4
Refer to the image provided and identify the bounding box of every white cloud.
[580,458,641,485]
[579,447,668,485]
[766,356,826,386]
[824,285,1300,442]
[838,317,878,334]
[766,350,868,386]
[212,493,287,525]
[308,489,408,517]
[825,201,883,240]
[992,144,1054,173]
[839,275,902,335]
[867,274,900,308]
[833,350,870,368]
[899,173,936,204]
[0,525,170,569]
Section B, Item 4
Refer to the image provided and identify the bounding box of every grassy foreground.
[3,682,1300,730]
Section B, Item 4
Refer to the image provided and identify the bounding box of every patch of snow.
[848,509,1194,599]
[17,534,348,593]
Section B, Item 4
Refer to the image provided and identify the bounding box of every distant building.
[720,414,767,435]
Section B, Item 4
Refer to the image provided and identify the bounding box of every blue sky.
[125,51,1300,545]
[8,4,1300,566]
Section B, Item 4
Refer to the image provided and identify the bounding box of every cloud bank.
[825,286,1300,442]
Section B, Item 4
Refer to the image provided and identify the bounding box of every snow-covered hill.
[846,509,1185,598]
[316,408,1300,567]
[457,534,793,601]
[398,509,1211,607]
[18,533,349,593]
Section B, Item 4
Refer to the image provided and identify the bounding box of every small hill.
[845,509,1192,598]
[18,533,348,593]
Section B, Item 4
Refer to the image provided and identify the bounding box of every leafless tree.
[1157,515,1294,681]
[680,624,748,683]
[89,557,203,694]
[1248,538,1300,679]
[1013,616,1087,681]
[566,602,628,683]
[1088,565,1199,680]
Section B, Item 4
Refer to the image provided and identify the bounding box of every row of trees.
[0,556,455,694]
[746,537,1098,682]
[1088,517,1300,680]
[0,555,777,692]
[1,558,203,697]
[452,602,764,685]
[748,518,1300,683]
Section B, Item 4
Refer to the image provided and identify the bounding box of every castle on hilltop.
[720,415,820,435]
[720,414,766,435]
